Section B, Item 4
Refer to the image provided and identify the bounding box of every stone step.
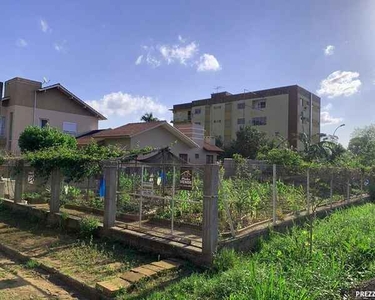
[96,278,131,297]
[95,258,183,297]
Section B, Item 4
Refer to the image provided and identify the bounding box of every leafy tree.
[257,148,303,167]
[215,136,223,148]
[140,112,159,122]
[19,126,77,153]
[348,124,375,165]
[224,126,268,159]
[25,142,153,182]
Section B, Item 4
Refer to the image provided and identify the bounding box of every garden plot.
[0,208,155,287]
[0,251,80,299]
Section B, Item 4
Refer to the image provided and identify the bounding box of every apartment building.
[172,85,320,149]
[0,77,106,154]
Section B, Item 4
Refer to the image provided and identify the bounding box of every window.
[214,106,221,109]
[194,108,201,114]
[195,122,201,125]
[206,155,214,164]
[237,103,245,109]
[179,154,188,162]
[195,153,199,159]
[214,120,221,123]
[237,118,245,125]
[252,117,267,126]
[252,100,266,109]
[40,119,49,128]
[187,111,191,121]
[0,117,5,137]
[63,122,77,136]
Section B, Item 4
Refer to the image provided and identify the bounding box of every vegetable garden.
[7,158,367,240]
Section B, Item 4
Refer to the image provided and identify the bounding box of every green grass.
[144,203,375,300]
[24,259,40,269]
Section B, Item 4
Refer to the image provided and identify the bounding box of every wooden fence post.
[202,164,219,265]
[103,160,118,229]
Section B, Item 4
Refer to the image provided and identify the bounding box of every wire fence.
[116,162,204,239]
[0,158,370,244]
[219,162,368,238]
[61,176,103,210]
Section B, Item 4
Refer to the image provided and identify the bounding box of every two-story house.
[0,77,106,154]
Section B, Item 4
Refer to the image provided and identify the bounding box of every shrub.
[25,259,40,269]
[257,148,303,168]
[79,216,100,238]
[19,125,77,153]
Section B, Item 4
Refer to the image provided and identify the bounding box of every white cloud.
[178,35,187,43]
[324,45,335,56]
[16,38,28,48]
[317,71,361,98]
[40,19,50,33]
[197,54,221,72]
[87,92,168,119]
[135,55,143,65]
[320,103,343,126]
[135,36,221,71]
[159,41,198,65]
[322,103,333,111]
[321,111,343,126]
[54,40,67,53]
[145,53,161,67]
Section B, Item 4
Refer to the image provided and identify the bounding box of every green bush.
[19,125,77,153]
[79,216,100,238]
[25,259,40,269]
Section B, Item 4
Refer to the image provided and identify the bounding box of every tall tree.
[140,112,159,122]
[224,126,268,159]
[348,124,375,164]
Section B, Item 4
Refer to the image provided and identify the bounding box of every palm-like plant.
[140,112,159,122]
[299,132,345,163]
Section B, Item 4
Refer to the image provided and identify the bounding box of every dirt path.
[0,251,84,300]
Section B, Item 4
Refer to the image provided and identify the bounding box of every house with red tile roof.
[77,121,223,164]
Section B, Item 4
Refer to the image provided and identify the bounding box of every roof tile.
[93,121,166,138]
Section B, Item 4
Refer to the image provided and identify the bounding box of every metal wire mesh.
[61,175,103,210]
[219,163,274,234]
[116,162,204,239]
[219,161,369,239]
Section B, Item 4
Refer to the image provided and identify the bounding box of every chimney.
[175,123,205,147]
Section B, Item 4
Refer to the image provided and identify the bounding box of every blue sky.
[1,0,375,146]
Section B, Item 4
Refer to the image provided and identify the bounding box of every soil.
[0,209,154,287]
[0,251,83,300]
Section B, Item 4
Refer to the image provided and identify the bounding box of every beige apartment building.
[0,77,106,154]
[172,85,320,150]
